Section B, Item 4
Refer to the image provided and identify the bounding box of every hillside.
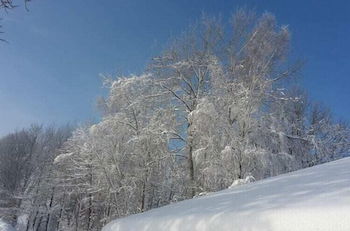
[102,157,350,231]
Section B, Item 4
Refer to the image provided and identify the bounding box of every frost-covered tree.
[54,75,184,230]
[150,16,224,196]
[44,9,350,231]
[0,125,72,230]
[308,103,350,164]
[149,10,301,193]
[0,125,42,226]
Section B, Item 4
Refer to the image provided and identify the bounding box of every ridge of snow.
[102,157,350,231]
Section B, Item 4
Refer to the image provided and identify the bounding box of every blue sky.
[0,0,349,135]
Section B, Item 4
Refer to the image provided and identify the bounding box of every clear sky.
[0,0,349,136]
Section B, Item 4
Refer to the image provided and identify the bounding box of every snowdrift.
[102,157,350,231]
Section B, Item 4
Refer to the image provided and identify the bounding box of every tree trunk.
[44,187,55,231]
[187,122,195,197]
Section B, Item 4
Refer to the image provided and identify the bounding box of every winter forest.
[1,7,350,231]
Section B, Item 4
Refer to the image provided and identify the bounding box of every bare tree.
[0,0,32,42]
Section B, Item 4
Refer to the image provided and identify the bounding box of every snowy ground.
[0,219,15,231]
[102,157,350,231]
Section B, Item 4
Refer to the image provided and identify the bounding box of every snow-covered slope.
[0,220,15,231]
[102,157,350,231]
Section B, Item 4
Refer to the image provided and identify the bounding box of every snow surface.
[102,157,350,231]
[0,220,15,231]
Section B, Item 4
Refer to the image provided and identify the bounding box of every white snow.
[53,152,74,164]
[15,214,28,231]
[0,219,15,231]
[102,157,350,231]
[228,175,255,188]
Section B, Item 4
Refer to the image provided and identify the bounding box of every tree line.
[1,10,349,231]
